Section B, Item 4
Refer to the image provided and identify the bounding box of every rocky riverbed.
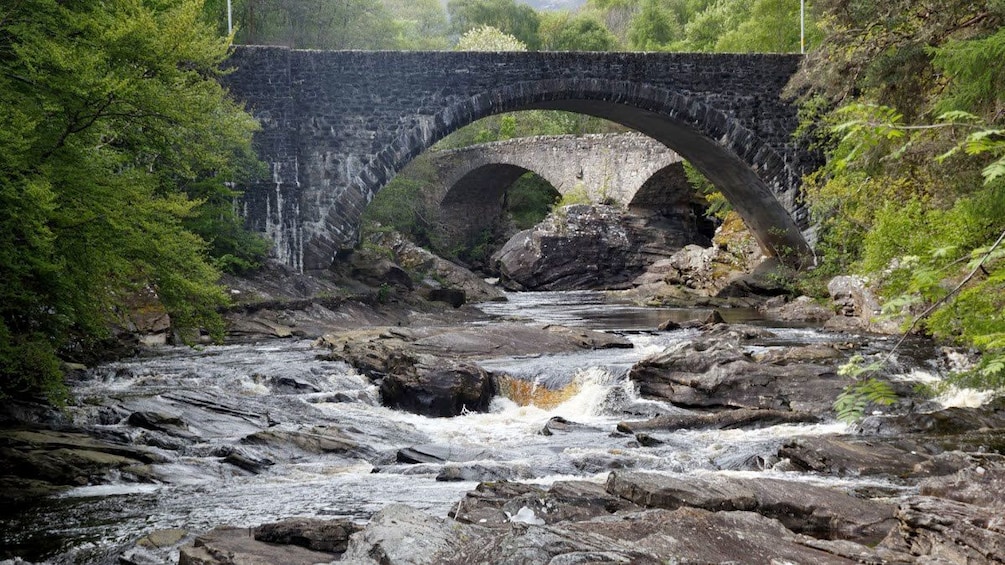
[2,280,1003,564]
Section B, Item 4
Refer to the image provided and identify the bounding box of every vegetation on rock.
[791,0,1005,408]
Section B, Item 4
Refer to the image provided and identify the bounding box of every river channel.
[0,291,956,564]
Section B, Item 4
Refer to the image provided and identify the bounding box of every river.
[0,290,952,564]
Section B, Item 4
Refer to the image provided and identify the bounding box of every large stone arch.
[347,80,809,270]
[222,48,815,271]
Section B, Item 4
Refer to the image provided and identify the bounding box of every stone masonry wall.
[222,47,815,270]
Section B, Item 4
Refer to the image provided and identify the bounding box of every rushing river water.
[0,291,947,564]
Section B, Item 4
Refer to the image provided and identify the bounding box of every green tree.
[679,0,749,51]
[448,0,541,49]
[0,0,262,401]
[627,0,681,50]
[210,0,400,49]
[543,14,618,51]
[455,25,528,51]
[716,0,819,53]
[384,0,451,49]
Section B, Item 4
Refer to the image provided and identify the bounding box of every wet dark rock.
[322,324,630,378]
[436,462,535,482]
[269,376,322,394]
[427,288,466,308]
[221,446,274,474]
[633,432,663,447]
[253,518,361,553]
[239,426,366,458]
[656,319,680,331]
[627,339,847,412]
[778,436,935,478]
[380,361,494,418]
[127,411,193,437]
[0,399,74,428]
[858,397,1005,437]
[397,444,493,464]
[619,408,819,433]
[493,205,690,291]
[178,526,339,565]
[410,324,633,356]
[606,470,897,544]
[699,309,725,325]
[0,429,165,497]
[325,324,628,418]
[540,416,601,436]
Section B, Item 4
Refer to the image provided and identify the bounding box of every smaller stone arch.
[425,133,686,252]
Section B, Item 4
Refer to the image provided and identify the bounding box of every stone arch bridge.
[423,133,693,248]
[223,47,816,271]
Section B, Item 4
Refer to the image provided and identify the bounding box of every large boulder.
[825,275,902,334]
[492,205,637,291]
[626,337,849,413]
[320,324,631,417]
[618,408,819,434]
[379,361,494,418]
[777,436,936,478]
[178,526,340,565]
[881,463,1005,564]
[606,471,897,545]
[253,518,361,553]
[0,429,165,501]
[492,204,703,292]
[372,230,505,303]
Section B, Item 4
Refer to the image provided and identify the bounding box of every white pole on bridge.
[800,0,805,53]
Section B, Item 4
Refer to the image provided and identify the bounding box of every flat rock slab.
[254,517,361,553]
[341,503,883,564]
[619,408,819,433]
[778,436,933,478]
[408,324,633,357]
[452,480,639,527]
[606,470,897,544]
[178,526,339,565]
[320,323,630,363]
[881,495,1005,563]
[627,339,848,412]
